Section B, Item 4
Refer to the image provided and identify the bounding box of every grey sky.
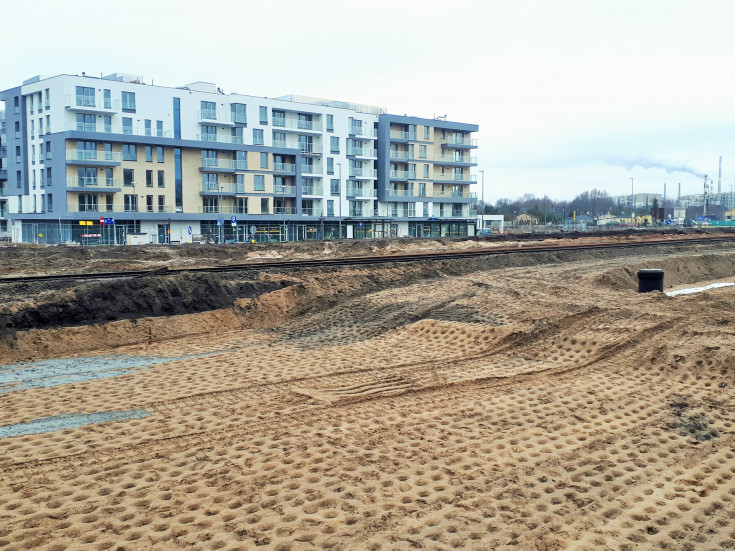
[4,0,734,202]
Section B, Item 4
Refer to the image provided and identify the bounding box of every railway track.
[1,235,733,284]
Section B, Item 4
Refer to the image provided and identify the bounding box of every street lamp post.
[479,169,485,231]
[336,162,342,239]
[219,185,224,243]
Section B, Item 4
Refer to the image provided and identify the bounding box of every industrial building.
[0,73,479,244]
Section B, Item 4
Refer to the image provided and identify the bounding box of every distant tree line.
[478,189,633,222]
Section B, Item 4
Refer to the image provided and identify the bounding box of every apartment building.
[0,73,478,244]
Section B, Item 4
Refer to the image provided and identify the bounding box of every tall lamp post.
[219,185,224,243]
[336,162,342,239]
[479,169,485,230]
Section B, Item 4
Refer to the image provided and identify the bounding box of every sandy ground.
[1,239,734,550]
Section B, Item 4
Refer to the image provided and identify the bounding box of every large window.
[123,144,137,161]
[330,178,340,196]
[231,127,243,144]
[75,86,95,108]
[158,195,166,212]
[123,168,134,186]
[78,193,98,212]
[124,194,138,212]
[201,101,216,120]
[272,110,285,127]
[261,198,269,213]
[326,114,334,132]
[122,91,136,112]
[254,175,265,191]
[260,152,269,168]
[201,125,217,141]
[76,113,95,132]
[158,170,165,188]
[157,147,164,162]
[327,157,334,175]
[259,106,268,124]
[330,136,339,154]
[253,128,264,145]
[146,169,153,187]
[122,117,133,134]
[231,103,247,124]
[145,146,153,162]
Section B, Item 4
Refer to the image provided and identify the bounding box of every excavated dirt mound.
[0,238,734,550]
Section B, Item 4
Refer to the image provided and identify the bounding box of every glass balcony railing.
[196,133,242,144]
[350,126,378,138]
[200,159,248,171]
[347,147,378,157]
[444,136,478,147]
[302,186,323,196]
[274,207,297,214]
[349,168,377,178]
[432,190,478,199]
[274,162,296,172]
[271,117,322,132]
[65,95,120,111]
[346,186,377,198]
[64,122,172,138]
[389,150,411,160]
[66,149,122,162]
[274,185,296,194]
[301,165,321,175]
[200,182,246,194]
[434,154,478,164]
[67,177,121,188]
[390,130,417,141]
[390,170,417,180]
[433,173,477,182]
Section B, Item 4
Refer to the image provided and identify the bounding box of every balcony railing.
[272,117,322,132]
[197,110,235,125]
[432,190,478,199]
[388,189,415,197]
[349,168,377,178]
[272,139,322,154]
[274,207,297,214]
[198,206,250,214]
[200,159,248,171]
[390,170,417,180]
[64,122,173,138]
[274,162,296,172]
[302,186,323,196]
[443,136,478,147]
[434,154,478,164]
[65,94,120,112]
[346,186,377,198]
[196,133,242,144]
[275,185,297,194]
[68,204,176,213]
[67,177,122,188]
[389,150,411,160]
[66,149,122,162]
[200,182,246,194]
[433,173,477,182]
[390,130,417,141]
[347,147,378,157]
[350,126,378,138]
[349,208,365,217]
[432,207,478,218]
[301,165,321,175]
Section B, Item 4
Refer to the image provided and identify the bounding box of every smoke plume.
[604,157,706,178]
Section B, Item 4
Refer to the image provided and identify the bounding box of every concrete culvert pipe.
[638,269,664,293]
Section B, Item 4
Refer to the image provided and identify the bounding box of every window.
[253,128,264,145]
[46,115,51,133]
[201,101,216,120]
[122,117,133,134]
[202,173,218,191]
[75,86,95,108]
[158,170,165,187]
[39,118,43,135]
[47,193,53,213]
[103,89,111,109]
[260,198,269,213]
[231,103,247,124]
[260,152,269,168]
[236,197,248,214]
[46,167,52,186]
[77,113,95,132]
[330,136,339,154]
[201,125,216,141]
[327,200,334,216]
[124,194,138,212]
[31,145,35,165]
[103,115,111,133]
[146,170,153,187]
[31,121,35,139]
[15,146,20,164]
[45,88,50,109]
[330,178,340,196]
[106,194,114,212]
[424,165,430,178]
[272,110,285,127]
[17,194,22,213]
[145,119,152,136]
[123,168,134,186]
[157,147,164,162]
[236,151,247,170]
[145,146,153,162]
[105,168,113,186]
[254,175,265,191]
[326,114,334,132]
[146,195,154,212]
[424,126,430,140]
[158,195,166,212]
[156,120,163,137]
[122,91,136,111]
[327,157,334,175]
[123,144,137,161]
[259,106,268,124]
[419,145,427,159]
[78,193,98,212]
[231,127,243,144]
[418,182,426,196]
[29,94,34,114]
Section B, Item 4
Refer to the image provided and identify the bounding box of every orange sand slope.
[1,248,734,550]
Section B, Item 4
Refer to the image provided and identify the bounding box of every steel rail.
[1,235,733,285]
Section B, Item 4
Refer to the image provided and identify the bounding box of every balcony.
[302,185,323,196]
[200,182,246,194]
[66,177,122,189]
[274,207,297,214]
[388,189,415,197]
[349,167,377,179]
[348,207,365,217]
[68,203,175,214]
[271,117,322,133]
[301,165,321,176]
[390,130,417,141]
[347,147,377,158]
[390,170,417,180]
[199,159,248,172]
[274,162,296,173]
[433,190,477,199]
[389,150,411,161]
[434,154,478,165]
[196,133,243,144]
[64,122,173,138]
[64,94,119,114]
[274,184,297,195]
[346,186,377,198]
[349,126,378,139]
[197,110,235,126]
[66,149,122,165]
[442,136,478,148]
[433,173,477,182]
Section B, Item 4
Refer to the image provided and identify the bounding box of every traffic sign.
[216,219,222,226]
[188,226,192,235]
[100,217,105,224]
[250,225,257,235]
[231,216,237,226]
[104,217,115,225]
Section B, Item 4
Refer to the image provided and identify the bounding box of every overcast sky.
[4,0,735,203]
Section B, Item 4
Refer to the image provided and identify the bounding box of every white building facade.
[0,73,479,244]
